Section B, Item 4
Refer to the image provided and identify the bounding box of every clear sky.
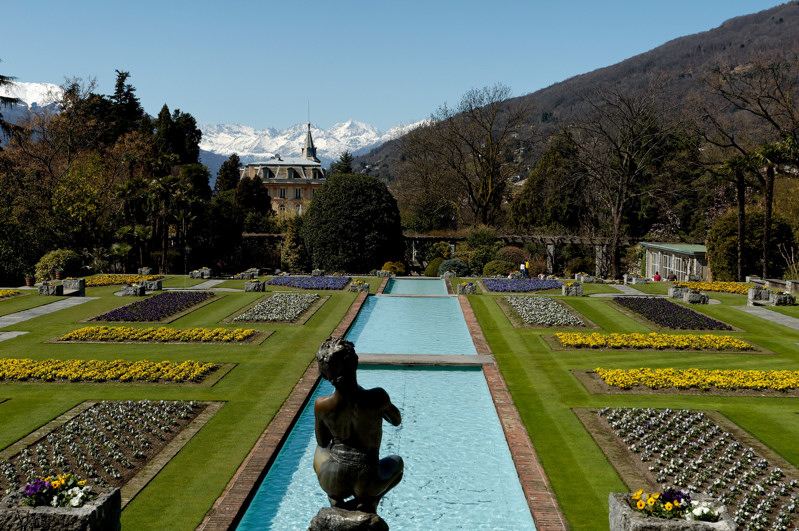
[0,0,786,132]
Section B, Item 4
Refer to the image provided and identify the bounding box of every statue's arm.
[314,400,332,447]
[383,402,401,426]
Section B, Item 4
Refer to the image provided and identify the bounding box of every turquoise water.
[384,278,448,295]
[345,296,477,355]
[236,366,536,530]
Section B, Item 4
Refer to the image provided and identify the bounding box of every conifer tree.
[330,151,354,176]
[215,153,241,193]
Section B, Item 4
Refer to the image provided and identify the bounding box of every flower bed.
[595,367,799,391]
[675,281,753,295]
[84,274,164,287]
[58,326,256,343]
[0,400,203,494]
[0,358,217,383]
[597,407,799,529]
[92,291,213,322]
[483,278,562,292]
[0,290,22,299]
[505,296,584,326]
[556,332,752,351]
[613,297,731,330]
[234,293,319,322]
[266,275,350,290]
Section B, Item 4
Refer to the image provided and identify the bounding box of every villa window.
[295,188,302,199]
[288,168,295,179]
[279,188,286,199]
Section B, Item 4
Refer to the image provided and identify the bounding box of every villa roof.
[245,157,322,167]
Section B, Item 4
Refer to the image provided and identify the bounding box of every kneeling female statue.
[313,336,404,514]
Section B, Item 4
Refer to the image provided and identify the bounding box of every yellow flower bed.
[0,358,217,382]
[0,289,22,298]
[556,332,752,351]
[59,325,256,343]
[595,367,799,391]
[674,281,753,295]
[84,274,163,287]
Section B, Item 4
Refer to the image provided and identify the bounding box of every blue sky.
[1,0,786,131]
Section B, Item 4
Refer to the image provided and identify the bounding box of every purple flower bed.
[94,291,214,322]
[613,296,731,330]
[266,275,351,290]
[483,278,562,292]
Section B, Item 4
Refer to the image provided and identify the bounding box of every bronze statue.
[313,337,404,514]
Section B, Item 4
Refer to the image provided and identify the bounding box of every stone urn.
[0,487,121,531]
[608,493,735,531]
[562,283,583,296]
[684,291,709,304]
[24,276,35,287]
[457,282,477,294]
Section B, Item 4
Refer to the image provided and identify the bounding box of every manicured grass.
[626,281,671,295]
[2,277,798,530]
[0,277,357,530]
[467,288,799,528]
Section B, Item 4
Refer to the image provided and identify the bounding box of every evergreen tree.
[235,175,271,214]
[0,61,20,140]
[330,151,354,176]
[302,173,403,272]
[215,153,241,193]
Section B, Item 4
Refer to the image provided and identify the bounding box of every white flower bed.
[505,296,584,327]
[599,407,799,530]
[235,293,319,322]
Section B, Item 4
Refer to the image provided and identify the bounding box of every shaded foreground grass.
[469,291,799,529]
[3,278,799,529]
[0,278,355,529]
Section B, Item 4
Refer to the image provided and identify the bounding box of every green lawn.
[2,278,799,529]
[467,290,799,529]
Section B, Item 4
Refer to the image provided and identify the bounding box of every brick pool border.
[198,287,567,530]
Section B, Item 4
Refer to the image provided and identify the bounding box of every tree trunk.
[762,166,774,278]
[736,171,746,282]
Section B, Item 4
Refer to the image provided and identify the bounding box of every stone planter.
[684,291,709,304]
[0,487,121,531]
[137,267,152,276]
[562,284,583,296]
[245,280,265,292]
[349,282,370,293]
[62,278,86,297]
[120,285,145,296]
[624,274,648,285]
[190,267,213,279]
[141,280,162,291]
[38,283,63,296]
[747,287,771,306]
[668,287,690,299]
[311,269,324,277]
[376,270,394,278]
[440,271,455,279]
[457,283,477,295]
[770,292,796,306]
[609,493,735,531]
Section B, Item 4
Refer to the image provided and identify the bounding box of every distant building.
[640,242,708,282]
[240,123,325,215]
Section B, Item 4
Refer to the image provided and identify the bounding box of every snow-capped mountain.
[1,81,419,175]
[199,119,418,172]
[0,81,62,124]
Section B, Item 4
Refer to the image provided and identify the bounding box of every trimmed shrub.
[35,249,81,281]
[302,173,403,273]
[495,246,529,266]
[425,257,444,277]
[483,260,515,277]
[438,258,469,277]
[381,261,406,275]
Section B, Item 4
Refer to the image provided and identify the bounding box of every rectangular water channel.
[236,366,535,530]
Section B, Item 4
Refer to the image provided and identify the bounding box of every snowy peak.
[0,81,62,108]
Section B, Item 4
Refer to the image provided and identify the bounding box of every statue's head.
[316,336,358,389]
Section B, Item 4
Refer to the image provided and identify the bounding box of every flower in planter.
[22,474,94,508]
[688,500,720,522]
[630,488,690,519]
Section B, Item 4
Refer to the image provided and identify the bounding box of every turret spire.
[302,121,320,162]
